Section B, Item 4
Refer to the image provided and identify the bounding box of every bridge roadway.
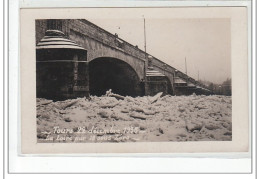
[36,19,212,97]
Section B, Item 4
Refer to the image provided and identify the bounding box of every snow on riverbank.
[36,94,232,143]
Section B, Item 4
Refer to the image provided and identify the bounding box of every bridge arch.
[87,49,145,81]
[89,57,145,97]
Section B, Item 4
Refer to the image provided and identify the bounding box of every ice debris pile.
[37,91,232,143]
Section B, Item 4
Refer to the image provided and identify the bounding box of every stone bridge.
[36,19,212,99]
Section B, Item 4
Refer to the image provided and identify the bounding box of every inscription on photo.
[39,126,141,142]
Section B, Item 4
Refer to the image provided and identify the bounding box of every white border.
[19,0,250,8]
[7,0,254,174]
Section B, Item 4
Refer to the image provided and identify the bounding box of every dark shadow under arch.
[89,57,144,97]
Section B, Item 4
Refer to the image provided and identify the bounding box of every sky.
[86,9,231,84]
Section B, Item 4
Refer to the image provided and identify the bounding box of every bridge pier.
[36,30,89,100]
[145,67,173,96]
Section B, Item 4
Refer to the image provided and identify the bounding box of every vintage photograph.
[35,16,232,143]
